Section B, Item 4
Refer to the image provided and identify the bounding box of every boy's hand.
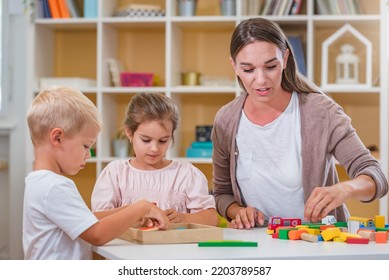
[143,205,169,229]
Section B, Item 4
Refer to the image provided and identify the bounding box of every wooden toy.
[288,229,308,240]
[321,227,341,241]
[267,216,301,233]
[346,237,369,244]
[374,215,385,228]
[300,233,319,243]
[120,223,223,244]
[375,232,388,243]
[138,226,159,231]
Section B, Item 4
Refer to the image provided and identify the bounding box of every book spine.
[84,0,98,18]
[48,0,61,18]
[57,0,71,18]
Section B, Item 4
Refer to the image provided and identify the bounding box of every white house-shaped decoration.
[321,23,372,90]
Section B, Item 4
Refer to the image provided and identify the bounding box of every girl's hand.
[164,208,185,223]
[231,206,265,229]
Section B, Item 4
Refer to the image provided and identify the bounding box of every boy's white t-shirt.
[236,91,305,220]
[23,170,98,260]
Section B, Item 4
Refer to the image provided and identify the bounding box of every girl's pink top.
[91,159,215,213]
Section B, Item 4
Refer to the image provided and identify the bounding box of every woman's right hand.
[230,206,265,229]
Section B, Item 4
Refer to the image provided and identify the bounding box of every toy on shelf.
[267,215,389,245]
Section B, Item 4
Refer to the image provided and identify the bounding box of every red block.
[346,237,369,244]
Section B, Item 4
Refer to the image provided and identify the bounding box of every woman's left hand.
[304,183,349,222]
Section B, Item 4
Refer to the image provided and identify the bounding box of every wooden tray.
[119,223,223,244]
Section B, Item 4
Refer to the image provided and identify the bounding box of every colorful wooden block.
[288,229,308,240]
[339,232,361,242]
[374,215,385,228]
[300,233,319,243]
[321,227,341,241]
[346,237,369,244]
[306,228,320,235]
[375,232,387,243]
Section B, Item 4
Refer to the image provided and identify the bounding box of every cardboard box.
[119,223,223,244]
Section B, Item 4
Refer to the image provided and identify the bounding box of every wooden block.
[301,233,319,243]
[288,229,308,240]
[375,232,388,243]
[333,237,345,242]
[306,228,320,235]
[346,237,369,244]
[321,227,341,241]
[374,215,385,228]
[279,228,293,240]
[358,230,376,241]
[119,223,223,244]
[320,224,335,230]
[339,232,361,242]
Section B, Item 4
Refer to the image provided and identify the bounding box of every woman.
[211,17,388,229]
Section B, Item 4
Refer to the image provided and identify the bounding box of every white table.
[94,228,389,260]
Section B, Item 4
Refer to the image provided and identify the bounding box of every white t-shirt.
[236,92,304,220]
[23,170,98,260]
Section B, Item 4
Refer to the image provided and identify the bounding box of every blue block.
[186,147,212,158]
[191,141,213,149]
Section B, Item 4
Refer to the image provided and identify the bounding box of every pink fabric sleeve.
[184,164,216,213]
[91,161,123,211]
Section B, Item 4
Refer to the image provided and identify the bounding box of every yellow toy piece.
[321,227,341,241]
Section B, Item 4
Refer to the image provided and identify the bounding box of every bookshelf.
[28,0,388,216]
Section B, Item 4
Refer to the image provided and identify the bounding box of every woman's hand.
[230,206,265,229]
[304,184,349,222]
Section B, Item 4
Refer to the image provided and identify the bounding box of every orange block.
[288,229,308,240]
[375,232,388,243]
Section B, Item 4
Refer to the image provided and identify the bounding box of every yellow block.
[306,228,321,235]
[321,227,341,241]
[374,215,385,228]
[296,225,309,229]
[339,232,361,242]
[333,237,345,242]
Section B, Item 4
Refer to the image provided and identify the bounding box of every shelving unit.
[28,0,388,217]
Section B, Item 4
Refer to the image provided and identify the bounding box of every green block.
[334,222,348,228]
[375,227,389,232]
[303,223,324,229]
[278,229,292,240]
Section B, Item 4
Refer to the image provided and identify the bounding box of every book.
[288,35,307,76]
[48,0,61,18]
[42,0,52,18]
[66,0,81,17]
[290,0,303,15]
[107,59,124,87]
[316,0,330,15]
[84,0,98,18]
[35,0,45,18]
[57,0,70,18]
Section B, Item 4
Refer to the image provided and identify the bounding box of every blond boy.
[23,86,168,259]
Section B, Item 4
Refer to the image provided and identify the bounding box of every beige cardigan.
[211,92,388,222]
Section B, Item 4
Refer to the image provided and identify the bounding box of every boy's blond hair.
[27,86,102,146]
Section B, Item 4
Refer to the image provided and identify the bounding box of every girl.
[92,92,218,226]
